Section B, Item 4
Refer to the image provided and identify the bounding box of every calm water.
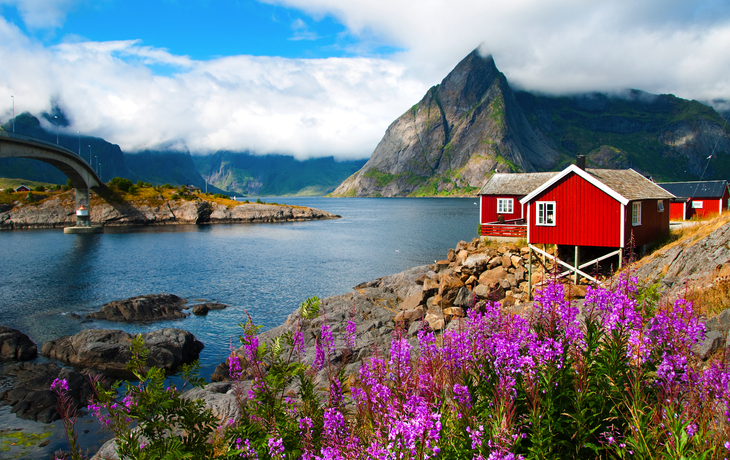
[0,197,480,378]
[0,197,479,456]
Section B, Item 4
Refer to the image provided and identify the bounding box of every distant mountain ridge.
[0,114,362,196]
[331,49,730,197]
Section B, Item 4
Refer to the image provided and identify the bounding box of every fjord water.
[0,197,479,378]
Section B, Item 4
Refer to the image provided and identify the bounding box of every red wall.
[480,194,524,223]
[527,173,622,247]
[669,202,686,221]
[624,199,670,247]
[686,192,727,219]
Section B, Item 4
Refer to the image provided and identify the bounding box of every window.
[536,201,556,226]
[632,202,642,226]
[692,201,703,209]
[497,198,513,214]
[657,200,664,212]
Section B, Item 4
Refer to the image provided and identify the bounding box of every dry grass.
[684,264,730,317]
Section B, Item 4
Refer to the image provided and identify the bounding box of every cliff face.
[332,51,730,197]
[331,51,560,197]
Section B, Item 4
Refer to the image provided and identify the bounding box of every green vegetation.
[109,177,133,192]
[0,430,51,458]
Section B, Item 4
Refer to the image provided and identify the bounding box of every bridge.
[0,130,103,230]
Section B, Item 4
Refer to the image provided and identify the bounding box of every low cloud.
[0,17,426,159]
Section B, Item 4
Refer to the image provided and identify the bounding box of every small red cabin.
[657,181,730,220]
[14,184,30,192]
[478,172,558,239]
[520,165,674,250]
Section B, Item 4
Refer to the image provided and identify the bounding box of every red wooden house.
[478,172,558,239]
[13,184,30,192]
[519,164,674,286]
[657,180,730,220]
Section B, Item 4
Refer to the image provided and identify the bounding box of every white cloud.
[0,0,77,29]
[262,0,730,101]
[0,17,426,158]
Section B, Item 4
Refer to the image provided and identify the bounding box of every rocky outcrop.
[41,328,204,378]
[0,362,96,423]
[86,294,188,322]
[0,194,340,229]
[630,219,730,298]
[0,327,37,361]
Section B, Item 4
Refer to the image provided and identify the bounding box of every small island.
[0,179,339,229]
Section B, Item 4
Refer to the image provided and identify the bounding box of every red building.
[13,184,30,192]
[657,181,730,221]
[478,172,558,239]
[520,165,674,250]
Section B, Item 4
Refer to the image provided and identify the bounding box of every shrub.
[109,177,133,193]
[256,198,263,204]
[213,193,228,199]
[33,185,45,192]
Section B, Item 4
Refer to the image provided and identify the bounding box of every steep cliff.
[332,50,730,197]
[331,50,560,197]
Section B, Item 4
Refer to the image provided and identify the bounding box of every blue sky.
[1,0,730,158]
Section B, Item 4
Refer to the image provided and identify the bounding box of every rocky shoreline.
[0,193,340,229]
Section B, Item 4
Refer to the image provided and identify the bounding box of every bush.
[256,198,263,204]
[33,185,45,192]
[213,193,228,199]
[66,179,73,190]
[109,177,133,193]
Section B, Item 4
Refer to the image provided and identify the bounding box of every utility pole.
[54,115,59,144]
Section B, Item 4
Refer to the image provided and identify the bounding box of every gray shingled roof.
[478,172,559,195]
[585,168,675,201]
[479,168,675,201]
[657,180,729,199]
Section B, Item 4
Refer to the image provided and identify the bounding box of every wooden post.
[528,246,533,301]
[574,245,580,284]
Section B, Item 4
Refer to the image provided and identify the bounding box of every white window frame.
[632,202,642,226]
[536,201,556,226]
[691,200,703,209]
[497,198,514,214]
[657,200,664,212]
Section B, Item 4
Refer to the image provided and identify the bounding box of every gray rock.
[86,294,188,322]
[0,326,37,361]
[0,362,96,423]
[41,328,204,378]
[693,330,725,360]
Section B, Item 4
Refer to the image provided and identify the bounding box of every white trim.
[620,203,625,248]
[719,199,723,214]
[527,203,531,242]
[519,164,631,206]
[529,244,602,285]
[497,197,514,214]
[479,195,483,225]
[522,202,526,220]
[683,202,687,220]
[536,201,556,226]
[632,202,642,226]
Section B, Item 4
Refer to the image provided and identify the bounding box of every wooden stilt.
[618,248,623,269]
[574,246,580,284]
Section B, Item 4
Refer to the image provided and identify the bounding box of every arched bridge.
[0,130,103,227]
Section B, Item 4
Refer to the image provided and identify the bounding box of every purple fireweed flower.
[313,339,325,371]
[467,424,484,449]
[453,383,472,409]
[292,328,305,356]
[344,317,357,349]
[268,436,285,460]
[229,355,243,380]
[50,378,69,393]
[388,331,411,380]
[321,323,335,356]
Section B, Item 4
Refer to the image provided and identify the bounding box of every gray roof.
[585,168,675,201]
[657,180,729,199]
[478,172,559,195]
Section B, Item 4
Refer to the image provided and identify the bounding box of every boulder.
[438,274,465,308]
[0,362,96,423]
[424,313,445,331]
[398,292,424,311]
[435,260,451,272]
[394,306,426,325]
[501,255,513,269]
[693,331,725,360]
[479,266,508,286]
[704,309,730,335]
[41,328,204,378]
[510,255,523,268]
[422,278,440,296]
[192,304,210,316]
[453,287,477,309]
[447,248,456,262]
[474,283,505,300]
[443,307,465,319]
[0,327,37,361]
[86,294,188,322]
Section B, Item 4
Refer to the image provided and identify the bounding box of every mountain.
[194,152,366,196]
[331,49,730,197]
[0,115,363,196]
